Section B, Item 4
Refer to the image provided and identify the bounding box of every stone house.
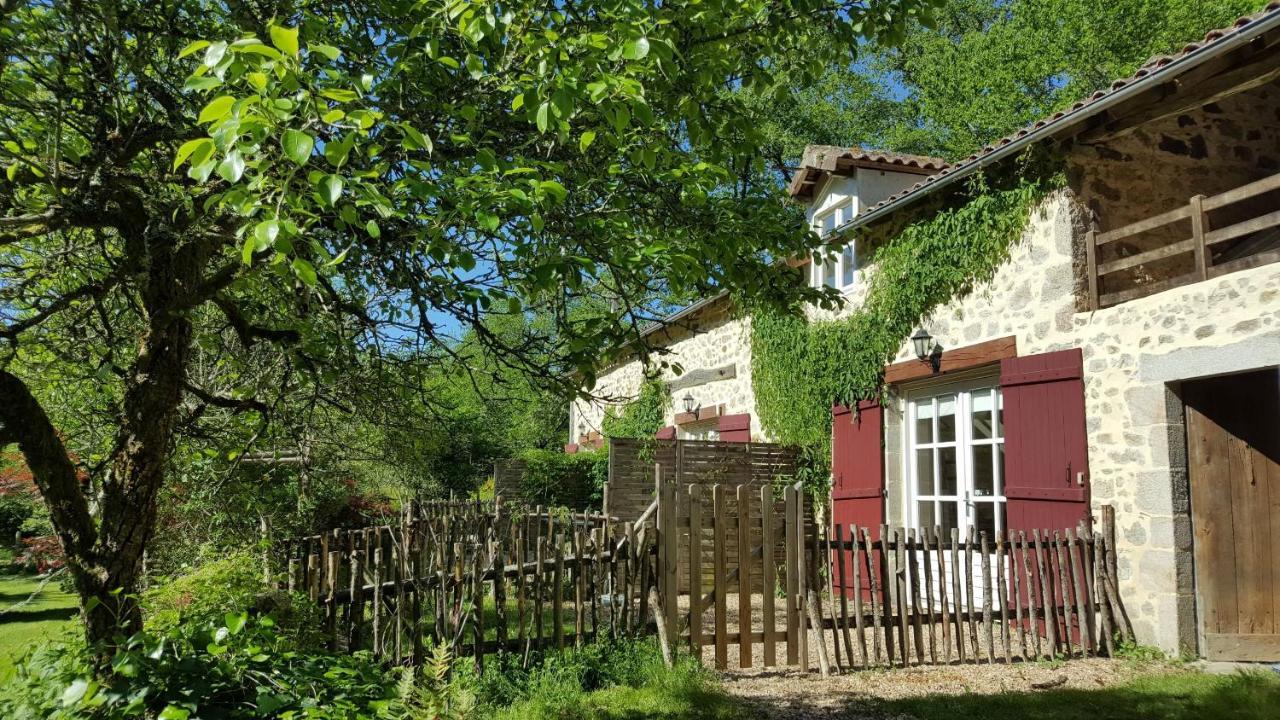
[571,4,1280,660]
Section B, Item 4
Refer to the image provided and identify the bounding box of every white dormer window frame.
[810,199,858,292]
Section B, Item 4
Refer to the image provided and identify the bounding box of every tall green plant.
[751,154,1065,466]
[600,378,669,439]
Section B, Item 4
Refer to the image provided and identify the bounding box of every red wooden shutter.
[717,413,751,442]
[654,425,676,440]
[1000,349,1091,534]
[831,400,884,595]
[564,443,580,454]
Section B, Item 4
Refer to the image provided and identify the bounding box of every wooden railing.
[1086,172,1280,309]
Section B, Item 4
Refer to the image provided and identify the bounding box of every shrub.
[0,610,399,720]
[142,550,323,648]
[514,448,608,509]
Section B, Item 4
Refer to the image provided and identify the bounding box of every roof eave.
[841,7,1280,233]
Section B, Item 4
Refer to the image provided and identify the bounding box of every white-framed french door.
[904,375,1006,604]
[905,378,1006,537]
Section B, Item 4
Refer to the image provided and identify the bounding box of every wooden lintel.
[667,364,737,392]
[883,336,1017,385]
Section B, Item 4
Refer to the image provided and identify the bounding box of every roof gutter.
[839,8,1280,232]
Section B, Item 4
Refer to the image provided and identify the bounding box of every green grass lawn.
[0,571,77,675]
[867,667,1280,720]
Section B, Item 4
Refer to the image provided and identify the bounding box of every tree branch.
[0,369,95,558]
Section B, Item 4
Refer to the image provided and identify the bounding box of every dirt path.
[717,658,1182,719]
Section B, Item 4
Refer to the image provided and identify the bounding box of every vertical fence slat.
[1068,529,1091,657]
[760,486,777,668]
[980,531,994,664]
[965,526,980,662]
[949,528,964,663]
[689,485,703,661]
[908,529,924,664]
[1033,530,1057,657]
[863,527,883,666]
[784,485,798,666]
[835,524,855,668]
[931,527,949,665]
[921,527,936,665]
[714,484,729,670]
[737,483,753,669]
[996,531,1011,664]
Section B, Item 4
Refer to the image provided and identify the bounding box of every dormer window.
[811,200,857,291]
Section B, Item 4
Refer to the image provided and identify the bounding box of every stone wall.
[856,189,1280,655]
[571,298,760,442]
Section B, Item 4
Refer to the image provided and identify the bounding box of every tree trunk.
[0,287,192,656]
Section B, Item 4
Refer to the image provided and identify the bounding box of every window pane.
[841,244,855,286]
[823,212,837,235]
[917,501,935,529]
[972,389,994,439]
[996,444,1005,496]
[914,400,934,444]
[824,257,837,288]
[996,389,1004,437]
[973,444,994,496]
[938,446,958,495]
[916,449,934,495]
[937,394,956,442]
[974,502,996,539]
[940,502,958,533]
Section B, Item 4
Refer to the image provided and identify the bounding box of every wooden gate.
[1185,369,1280,661]
[655,478,1132,674]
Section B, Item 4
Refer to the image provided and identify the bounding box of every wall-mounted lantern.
[911,328,933,361]
[912,328,944,373]
[681,392,696,415]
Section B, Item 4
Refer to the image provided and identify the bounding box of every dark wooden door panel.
[1185,368,1280,661]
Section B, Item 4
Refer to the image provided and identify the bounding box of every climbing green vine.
[751,152,1065,468]
[601,377,669,439]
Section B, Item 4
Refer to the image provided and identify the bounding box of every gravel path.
[671,593,1181,719]
[718,658,1181,719]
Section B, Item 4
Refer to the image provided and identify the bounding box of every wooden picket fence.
[279,476,1133,675]
[653,478,1134,674]
[278,498,659,669]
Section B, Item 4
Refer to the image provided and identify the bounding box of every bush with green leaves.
[141,550,321,648]
[0,610,399,720]
[514,448,608,509]
[600,379,669,440]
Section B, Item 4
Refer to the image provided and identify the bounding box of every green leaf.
[197,95,235,124]
[465,54,484,80]
[309,43,341,61]
[539,180,567,203]
[291,257,318,286]
[182,75,222,92]
[365,220,380,238]
[241,235,257,265]
[320,88,358,103]
[253,220,279,251]
[173,138,213,170]
[281,129,314,165]
[61,679,90,706]
[269,25,299,57]
[203,41,228,68]
[216,151,245,183]
[225,611,247,635]
[327,247,350,266]
[511,93,525,112]
[402,126,432,154]
[238,44,282,60]
[579,130,596,153]
[319,174,343,205]
[535,102,550,133]
[622,37,650,60]
[188,159,216,183]
[158,705,190,720]
[178,40,210,59]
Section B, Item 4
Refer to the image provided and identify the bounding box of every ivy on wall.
[601,377,670,439]
[751,152,1066,469]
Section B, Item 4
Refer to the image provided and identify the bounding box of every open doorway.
[1182,367,1280,661]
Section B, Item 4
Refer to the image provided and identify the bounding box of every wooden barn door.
[1184,368,1280,661]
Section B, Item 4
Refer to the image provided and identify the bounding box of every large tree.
[0,0,934,651]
